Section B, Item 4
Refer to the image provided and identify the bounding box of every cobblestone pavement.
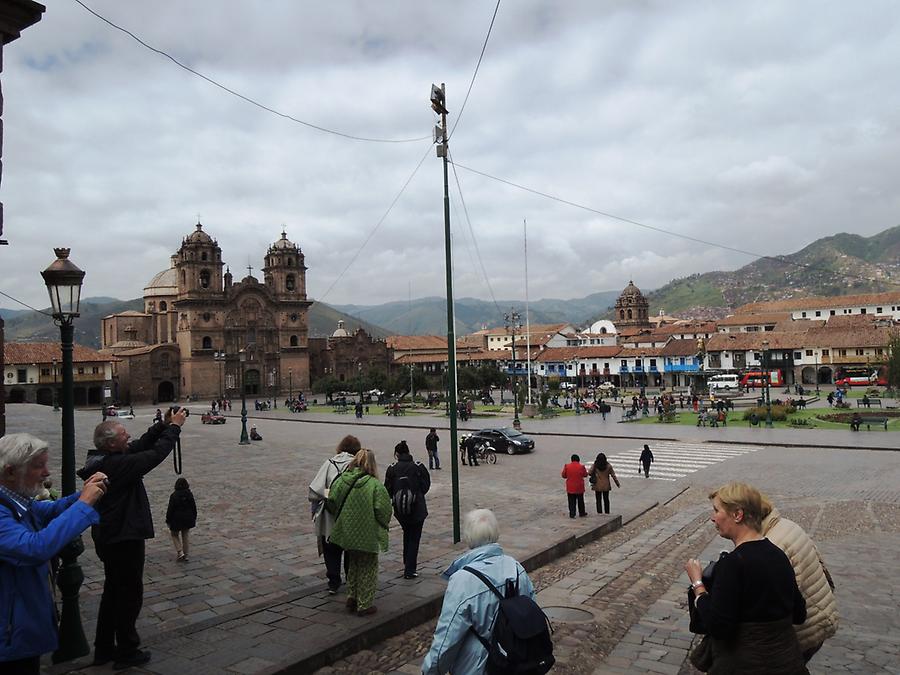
[4,402,895,674]
[325,440,900,674]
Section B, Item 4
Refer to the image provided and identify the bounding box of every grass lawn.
[631,407,900,431]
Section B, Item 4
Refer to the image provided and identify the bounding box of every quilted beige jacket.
[762,509,838,653]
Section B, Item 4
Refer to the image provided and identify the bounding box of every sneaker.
[91,650,114,666]
[176,552,186,562]
[356,606,377,617]
[113,649,151,670]
[327,586,338,595]
[346,597,357,612]
[403,572,419,579]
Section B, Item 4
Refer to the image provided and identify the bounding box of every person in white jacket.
[308,435,360,594]
[761,495,838,662]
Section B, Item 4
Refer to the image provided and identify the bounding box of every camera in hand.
[169,406,190,417]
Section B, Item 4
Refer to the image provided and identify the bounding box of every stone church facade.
[101,222,311,404]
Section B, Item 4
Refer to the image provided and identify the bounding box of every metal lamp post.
[505,310,521,428]
[41,248,89,663]
[271,368,277,409]
[762,340,773,428]
[214,351,226,400]
[238,349,250,444]
[814,350,820,395]
[289,368,293,405]
[52,357,59,412]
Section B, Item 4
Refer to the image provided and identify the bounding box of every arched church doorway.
[157,381,175,402]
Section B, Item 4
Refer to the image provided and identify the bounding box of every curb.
[261,513,634,674]
[222,412,898,453]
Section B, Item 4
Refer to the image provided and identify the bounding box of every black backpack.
[392,475,417,517]
[463,565,554,675]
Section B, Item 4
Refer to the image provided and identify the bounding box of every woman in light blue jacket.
[423,509,535,674]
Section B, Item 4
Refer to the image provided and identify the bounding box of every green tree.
[887,332,900,390]
[311,375,341,402]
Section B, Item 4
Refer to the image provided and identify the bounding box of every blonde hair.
[709,481,765,532]
[348,448,378,478]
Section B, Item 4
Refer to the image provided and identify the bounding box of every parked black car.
[467,427,535,455]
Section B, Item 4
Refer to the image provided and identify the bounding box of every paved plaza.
[3,403,898,674]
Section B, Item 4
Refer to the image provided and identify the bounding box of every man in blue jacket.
[78,408,187,670]
[0,433,107,674]
[422,509,535,674]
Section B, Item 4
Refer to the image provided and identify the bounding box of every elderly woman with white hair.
[0,433,108,674]
[422,509,537,674]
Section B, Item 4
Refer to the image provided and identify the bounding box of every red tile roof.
[385,335,447,351]
[717,312,792,326]
[4,342,112,364]
[734,291,900,314]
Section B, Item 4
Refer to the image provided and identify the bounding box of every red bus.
[740,370,783,388]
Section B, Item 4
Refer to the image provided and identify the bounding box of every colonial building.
[101,222,311,404]
[308,322,392,388]
[3,342,113,406]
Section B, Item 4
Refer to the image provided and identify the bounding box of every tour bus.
[740,369,784,388]
[708,374,740,391]
[834,370,887,388]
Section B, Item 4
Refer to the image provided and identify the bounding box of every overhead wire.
[0,290,54,317]
[73,0,431,144]
[450,160,900,290]
[449,0,501,139]
[447,149,503,318]
[316,143,434,304]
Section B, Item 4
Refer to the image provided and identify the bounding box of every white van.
[708,374,740,391]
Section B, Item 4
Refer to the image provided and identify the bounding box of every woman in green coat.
[327,448,392,615]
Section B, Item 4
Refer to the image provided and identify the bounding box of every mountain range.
[3,225,898,345]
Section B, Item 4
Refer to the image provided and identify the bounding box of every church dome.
[620,280,644,300]
[185,221,214,244]
[144,265,177,298]
[270,230,297,250]
[332,320,349,337]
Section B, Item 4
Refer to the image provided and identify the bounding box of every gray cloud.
[2,0,899,313]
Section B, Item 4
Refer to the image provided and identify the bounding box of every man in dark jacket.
[384,441,431,579]
[425,428,441,470]
[77,408,187,669]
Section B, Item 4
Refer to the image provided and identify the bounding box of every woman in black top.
[165,477,197,562]
[685,482,807,674]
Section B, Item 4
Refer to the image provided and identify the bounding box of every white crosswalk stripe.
[586,441,761,482]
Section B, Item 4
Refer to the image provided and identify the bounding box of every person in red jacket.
[561,454,588,518]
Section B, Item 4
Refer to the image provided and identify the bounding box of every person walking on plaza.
[639,444,654,478]
[327,449,392,616]
[425,427,441,470]
[0,434,108,674]
[165,477,197,562]
[761,494,838,663]
[561,454,588,518]
[589,452,620,514]
[308,435,360,594]
[77,408,187,670]
[384,441,431,579]
[422,509,541,674]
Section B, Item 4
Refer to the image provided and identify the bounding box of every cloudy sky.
[3,1,900,313]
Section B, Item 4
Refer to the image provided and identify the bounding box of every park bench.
[852,415,888,431]
[857,398,882,408]
[620,408,638,422]
[539,408,559,419]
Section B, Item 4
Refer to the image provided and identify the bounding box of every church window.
[201,251,208,261]
[619,310,625,320]
[181,270,186,285]
[290,313,298,322]
[200,269,211,288]
[203,312,211,321]
[290,335,298,347]
[160,301,167,311]
[627,309,633,320]
[161,353,170,368]
[288,258,294,266]
[202,336,212,349]
[286,274,296,291]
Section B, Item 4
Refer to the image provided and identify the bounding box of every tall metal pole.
[433,82,461,543]
[239,350,250,444]
[53,320,89,662]
[52,357,59,411]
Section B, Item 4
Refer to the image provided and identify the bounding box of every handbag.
[689,634,713,672]
[687,552,727,634]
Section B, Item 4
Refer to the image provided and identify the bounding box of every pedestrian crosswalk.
[586,441,761,482]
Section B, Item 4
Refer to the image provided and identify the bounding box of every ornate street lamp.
[238,349,250,444]
[288,367,293,404]
[762,339,773,428]
[505,310,522,429]
[41,248,89,662]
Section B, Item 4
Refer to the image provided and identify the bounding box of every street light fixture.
[214,351,227,401]
[505,310,522,429]
[762,339,773,428]
[41,247,89,663]
[238,349,250,444]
